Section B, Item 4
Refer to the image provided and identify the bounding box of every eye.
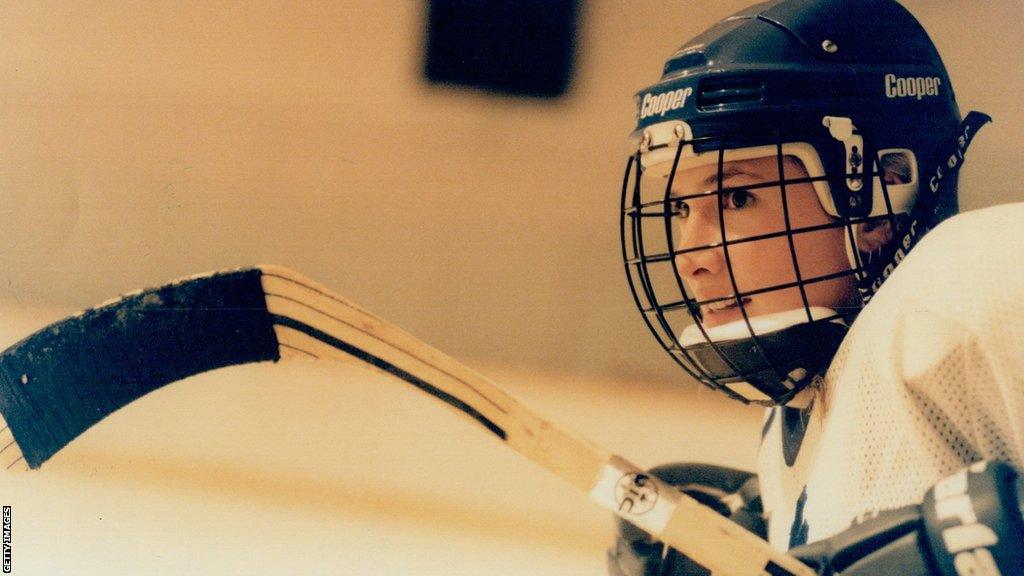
[724,188,754,210]
[669,198,690,218]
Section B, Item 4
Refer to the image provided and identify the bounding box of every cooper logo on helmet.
[639,87,694,120]
[885,74,942,100]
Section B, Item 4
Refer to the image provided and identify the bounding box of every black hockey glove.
[791,460,1024,576]
[606,463,766,576]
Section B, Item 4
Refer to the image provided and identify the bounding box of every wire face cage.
[619,129,905,406]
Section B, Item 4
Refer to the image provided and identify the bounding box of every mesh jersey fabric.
[757,202,1024,550]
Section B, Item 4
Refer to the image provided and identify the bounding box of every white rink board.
[0,300,762,575]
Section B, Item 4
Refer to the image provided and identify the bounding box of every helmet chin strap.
[678,308,849,405]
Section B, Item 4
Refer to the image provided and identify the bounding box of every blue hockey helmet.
[620,0,987,405]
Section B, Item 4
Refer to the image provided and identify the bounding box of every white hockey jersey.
[758,203,1024,550]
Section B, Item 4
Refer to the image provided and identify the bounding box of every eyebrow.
[701,165,764,187]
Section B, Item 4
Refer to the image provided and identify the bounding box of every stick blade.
[0,268,279,468]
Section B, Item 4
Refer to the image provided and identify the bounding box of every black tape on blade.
[0,268,280,468]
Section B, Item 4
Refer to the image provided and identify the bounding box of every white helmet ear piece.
[843,148,920,269]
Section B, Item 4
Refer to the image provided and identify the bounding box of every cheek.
[727,236,801,291]
[795,226,858,306]
[786,185,852,277]
[727,227,854,303]
[793,226,851,278]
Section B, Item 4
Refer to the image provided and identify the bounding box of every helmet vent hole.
[697,77,765,110]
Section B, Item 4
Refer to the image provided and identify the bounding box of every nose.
[672,209,725,281]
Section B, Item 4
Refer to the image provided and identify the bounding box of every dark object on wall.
[425,0,579,98]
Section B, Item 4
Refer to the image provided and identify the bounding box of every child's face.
[670,155,858,327]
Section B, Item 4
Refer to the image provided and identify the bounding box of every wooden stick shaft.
[260,266,815,576]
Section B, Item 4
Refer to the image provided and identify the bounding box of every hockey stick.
[0,265,813,576]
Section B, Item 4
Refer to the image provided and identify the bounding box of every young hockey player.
[612,1,1024,574]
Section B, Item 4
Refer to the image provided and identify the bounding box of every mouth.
[701,297,752,317]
